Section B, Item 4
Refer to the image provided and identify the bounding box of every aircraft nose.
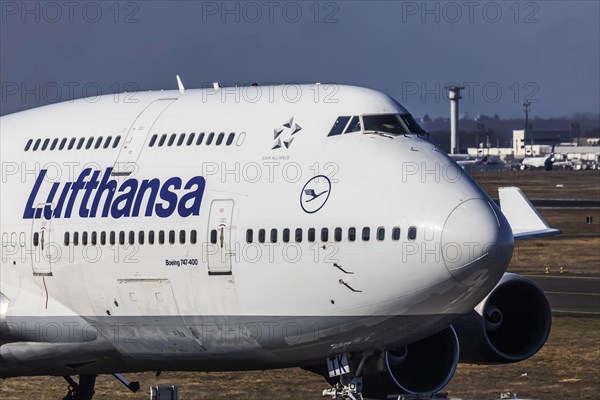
[441,198,513,287]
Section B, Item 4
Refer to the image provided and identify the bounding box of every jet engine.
[454,273,552,364]
[361,326,459,398]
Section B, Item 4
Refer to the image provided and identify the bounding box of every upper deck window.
[363,114,407,135]
[328,116,351,136]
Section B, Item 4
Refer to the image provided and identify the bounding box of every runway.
[525,274,600,317]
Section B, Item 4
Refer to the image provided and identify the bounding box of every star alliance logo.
[272,116,302,149]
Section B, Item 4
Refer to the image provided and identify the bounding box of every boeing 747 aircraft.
[0,84,559,399]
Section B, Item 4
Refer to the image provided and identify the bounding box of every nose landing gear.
[322,353,368,400]
[62,375,97,400]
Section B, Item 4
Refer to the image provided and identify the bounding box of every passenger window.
[148,231,155,245]
[216,132,225,146]
[113,136,121,148]
[270,229,278,243]
[119,231,125,245]
[169,230,175,244]
[94,137,103,149]
[186,132,196,146]
[190,230,197,244]
[196,132,205,145]
[308,228,315,242]
[50,138,59,150]
[159,230,165,245]
[76,137,85,149]
[210,229,218,244]
[377,227,385,241]
[348,227,356,242]
[179,230,186,244]
[100,231,107,245]
[103,136,112,149]
[68,138,76,150]
[128,231,135,245]
[85,137,94,149]
[295,228,303,243]
[345,116,361,133]
[91,231,97,245]
[138,231,145,245]
[321,228,329,242]
[110,231,116,245]
[41,138,50,151]
[246,229,253,243]
[226,133,235,146]
[206,132,215,145]
[258,229,266,243]
[177,133,186,146]
[328,116,351,136]
[64,232,70,246]
[73,232,79,246]
[334,227,342,242]
[158,134,167,147]
[392,227,401,241]
[408,226,417,241]
[24,139,33,151]
[362,227,371,241]
[59,138,68,150]
[167,134,176,146]
[282,228,290,243]
[149,134,158,147]
[32,139,41,151]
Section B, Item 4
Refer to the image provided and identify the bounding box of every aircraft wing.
[498,187,562,240]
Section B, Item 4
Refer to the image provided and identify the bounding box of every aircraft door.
[207,200,235,275]
[31,203,55,276]
[112,98,177,176]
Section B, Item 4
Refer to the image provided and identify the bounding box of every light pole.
[523,99,531,133]
[447,86,464,154]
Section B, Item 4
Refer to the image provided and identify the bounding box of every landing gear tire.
[63,375,97,400]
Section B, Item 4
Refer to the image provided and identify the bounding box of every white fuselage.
[0,85,513,377]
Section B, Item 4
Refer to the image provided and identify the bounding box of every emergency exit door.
[112,98,177,176]
[31,203,54,276]
[207,200,235,275]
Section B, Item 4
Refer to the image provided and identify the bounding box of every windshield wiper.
[363,130,394,139]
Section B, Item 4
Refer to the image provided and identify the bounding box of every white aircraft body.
[520,154,555,170]
[0,85,559,399]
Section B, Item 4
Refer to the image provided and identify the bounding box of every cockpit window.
[399,114,426,135]
[345,116,361,133]
[363,114,408,135]
[328,116,351,136]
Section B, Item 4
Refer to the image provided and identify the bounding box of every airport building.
[467,130,600,167]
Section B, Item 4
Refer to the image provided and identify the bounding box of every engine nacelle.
[361,326,459,398]
[454,272,552,364]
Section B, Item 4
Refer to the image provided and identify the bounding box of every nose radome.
[441,198,513,287]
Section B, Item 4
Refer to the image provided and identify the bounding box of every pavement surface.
[525,274,600,317]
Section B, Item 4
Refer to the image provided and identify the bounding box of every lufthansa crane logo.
[300,175,331,214]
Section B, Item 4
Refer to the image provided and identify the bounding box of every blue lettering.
[22,169,205,220]
[155,177,182,218]
[110,179,138,219]
[23,169,46,219]
[178,176,206,217]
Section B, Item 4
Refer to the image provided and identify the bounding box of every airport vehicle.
[0,84,559,399]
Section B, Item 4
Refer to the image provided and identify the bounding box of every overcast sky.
[1,1,598,118]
